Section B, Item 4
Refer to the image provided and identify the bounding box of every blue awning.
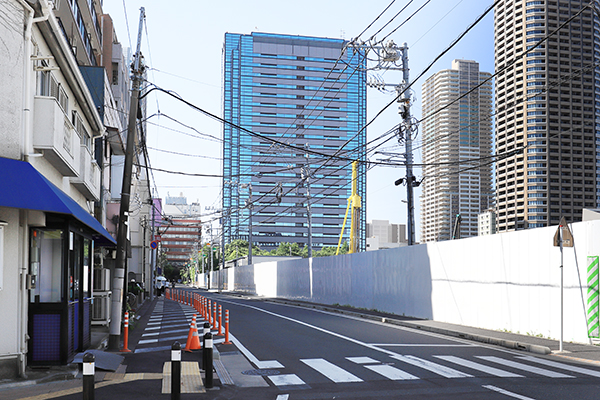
[0,157,116,245]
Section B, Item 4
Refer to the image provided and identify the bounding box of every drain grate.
[241,369,281,376]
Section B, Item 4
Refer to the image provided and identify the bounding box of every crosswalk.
[134,297,222,353]
[136,296,600,391]
[265,353,600,388]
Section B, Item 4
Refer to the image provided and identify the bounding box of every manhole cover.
[241,369,281,376]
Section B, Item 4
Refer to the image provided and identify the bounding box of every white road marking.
[141,332,160,337]
[138,338,158,345]
[435,356,523,378]
[157,328,189,335]
[516,356,600,378]
[391,355,472,378]
[371,343,474,347]
[301,358,363,383]
[477,356,574,378]
[213,298,486,366]
[364,364,419,380]
[346,356,379,364]
[146,323,189,331]
[483,385,537,400]
[228,333,284,369]
[275,395,290,400]
[268,374,306,386]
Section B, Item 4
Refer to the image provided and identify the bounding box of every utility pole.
[303,145,313,258]
[354,40,417,245]
[108,7,145,351]
[220,214,225,292]
[242,184,253,265]
[399,44,416,246]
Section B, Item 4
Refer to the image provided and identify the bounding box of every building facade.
[494,0,598,231]
[0,0,149,378]
[0,0,118,377]
[161,195,202,268]
[366,220,407,250]
[420,60,493,242]
[222,32,367,252]
[478,209,498,236]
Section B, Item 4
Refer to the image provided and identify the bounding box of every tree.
[269,242,302,257]
[314,241,348,257]
[224,239,267,261]
[199,244,221,271]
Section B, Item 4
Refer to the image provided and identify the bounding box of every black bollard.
[171,341,181,400]
[202,321,210,350]
[83,352,95,400]
[203,332,213,388]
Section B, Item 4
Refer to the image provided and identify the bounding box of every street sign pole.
[553,216,573,353]
[560,227,564,353]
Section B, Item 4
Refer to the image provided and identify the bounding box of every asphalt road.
[40,288,600,400]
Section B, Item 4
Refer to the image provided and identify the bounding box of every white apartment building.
[478,209,498,236]
[420,60,493,242]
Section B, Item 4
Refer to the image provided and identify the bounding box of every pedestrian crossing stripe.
[516,356,600,378]
[301,358,363,383]
[476,356,574,378]
[264,354,600,388]
[391,355,472,378]
[364,364,419,380]
[267,374,306,386]
[435,355,523,378]
[346,356,378,364]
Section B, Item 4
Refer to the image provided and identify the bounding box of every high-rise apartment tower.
[494,0,598,231]
[420,60,493,242]
[222,32,367,252]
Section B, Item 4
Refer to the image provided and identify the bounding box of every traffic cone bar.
[213,303,217,331]
[121,311,132,352]
[208,299,212,326]
[218,305,223,336]
[224,309,231,345]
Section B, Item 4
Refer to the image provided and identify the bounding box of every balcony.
[70,145,101,201]
[33,96,80,176]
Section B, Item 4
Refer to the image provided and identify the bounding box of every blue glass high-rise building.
[222,32,367,252]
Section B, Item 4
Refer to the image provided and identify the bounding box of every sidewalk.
[3,291,600,399]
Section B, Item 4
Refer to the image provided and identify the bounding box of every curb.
[269,298,552,355]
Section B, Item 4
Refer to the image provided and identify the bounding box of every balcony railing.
[91,290,111,327]
[33,96,80,176]
[70,145,100,201]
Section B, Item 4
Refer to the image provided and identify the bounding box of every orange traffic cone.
[185,314,202,352]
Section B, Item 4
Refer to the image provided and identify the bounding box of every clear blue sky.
[102,0,494,241]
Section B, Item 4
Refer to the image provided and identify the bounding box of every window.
[112,63,119,85]
[30,229,64,302]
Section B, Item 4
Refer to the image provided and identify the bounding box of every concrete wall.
[206,220,600,344]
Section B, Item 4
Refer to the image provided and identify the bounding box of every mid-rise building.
[161,195,202,267]
[222,32,367,253]
[494,0,598,231]
[478,209,498,236]
[420,60,493,242]
[366,220,407,250]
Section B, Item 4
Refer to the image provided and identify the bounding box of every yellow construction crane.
[336,161,361,255]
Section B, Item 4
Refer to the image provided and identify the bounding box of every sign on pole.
[553,217,574,247]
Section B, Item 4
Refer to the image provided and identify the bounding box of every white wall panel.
[206,220,600,343]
